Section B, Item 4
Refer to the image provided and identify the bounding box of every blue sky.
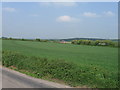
[2,2,118,39]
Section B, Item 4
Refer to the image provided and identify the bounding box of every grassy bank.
[2,50,118,88]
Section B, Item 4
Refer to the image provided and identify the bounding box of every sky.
[2,2,118,39]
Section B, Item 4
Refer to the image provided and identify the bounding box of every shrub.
[2,50,118,88]
[36,38,41,41]
[71,40,118,47]
[21,38,25,41]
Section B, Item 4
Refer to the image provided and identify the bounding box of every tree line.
[71,40,119,47]
[2,37,48,42]
[2,37,119,47]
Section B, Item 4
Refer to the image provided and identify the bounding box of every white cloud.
[103,11,115,16]
[3,7,16,12]
[56,15,79,22]
[83,11,115,18]
[39,2,77,7]
[83,12,100,18]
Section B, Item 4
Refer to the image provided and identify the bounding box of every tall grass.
[2,50,118,88]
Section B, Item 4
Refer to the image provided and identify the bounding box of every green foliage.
[71,40,118,47]
[35,38,49,42]
[36,38,41,41]
[2,50,118,88]
[95,40,100,46]
[9,37,13,40]
[22,38,25,41]
[2,37,49,42]
[2,40,118,88]
[2,40,118,72]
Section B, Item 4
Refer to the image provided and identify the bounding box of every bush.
[2,50,118,88]
[21,38,25,41]
[71,40,118,47]
[36,38,41,41]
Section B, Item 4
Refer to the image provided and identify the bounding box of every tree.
[71,40,77,44]
[36,38,41,41]
[77,40,82,45]
[22,38,25,41]
[95,40,100,46]
[9,37,12,40]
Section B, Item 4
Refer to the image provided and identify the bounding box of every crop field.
[2,40,118,88]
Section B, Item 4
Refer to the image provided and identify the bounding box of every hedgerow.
[2,50,118,88]
[71,40,119,47]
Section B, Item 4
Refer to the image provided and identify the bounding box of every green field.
[2,40,118,88]
[3,40,118,71]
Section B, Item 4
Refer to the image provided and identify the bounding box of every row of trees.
[35,38,48,42]
[3,37,119,47]
[71,40,119,47]
[3,37,49,42]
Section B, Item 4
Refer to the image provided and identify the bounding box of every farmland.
[2,40,118,88]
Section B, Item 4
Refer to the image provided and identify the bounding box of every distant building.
[59,40,71,44]
[60,40,66,43]
[98,42,107,46]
